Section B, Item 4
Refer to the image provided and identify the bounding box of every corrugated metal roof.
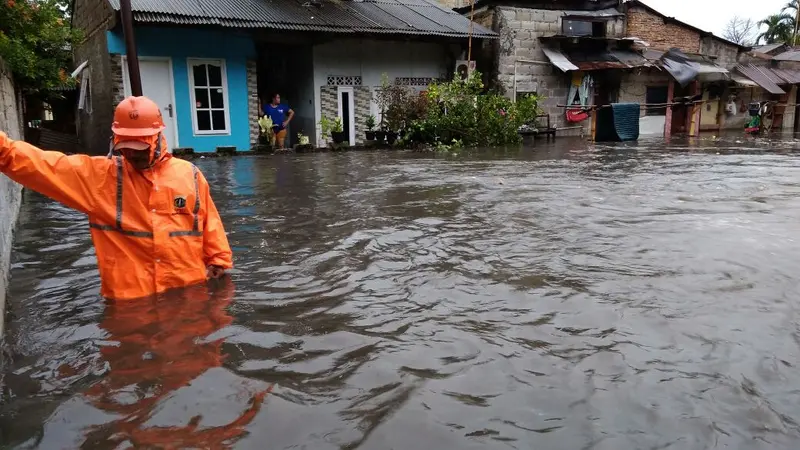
[735,65,785,94]
[541,45,649,72]
[561,8,624,18]
[108,0,497,38]
[770,67,800,84]
[754,43,786,54]
[773,50,800,61]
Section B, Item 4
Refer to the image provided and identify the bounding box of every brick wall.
[626,7,700,53]
[246,60,259,147]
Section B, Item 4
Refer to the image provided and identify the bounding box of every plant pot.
[365,130,376,141]
[386,131,398,145]
[375,130,387,142]
[331,131,347,144]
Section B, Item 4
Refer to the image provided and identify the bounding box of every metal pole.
[120,0,142,96]
[467,0,475,62]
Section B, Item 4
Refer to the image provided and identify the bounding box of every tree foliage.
[0,0,82,93]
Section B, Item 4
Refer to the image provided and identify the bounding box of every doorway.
[122,57,178,149]
[338,87,355,144]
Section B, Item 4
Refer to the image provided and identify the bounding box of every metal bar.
[467,0,475,62]
[120,0,142,96]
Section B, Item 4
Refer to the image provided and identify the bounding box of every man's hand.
[207,265,226,279]
[282,120,289,128]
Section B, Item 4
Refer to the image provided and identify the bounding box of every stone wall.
[625,6,701,53]
[319,85,372,145]
[246,60,259,147]
[0,58,24,335]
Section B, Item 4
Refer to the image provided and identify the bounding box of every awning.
[771,67,800,84]
[542,47,579,72]
[735,65,785,94]
[541,45,650,72]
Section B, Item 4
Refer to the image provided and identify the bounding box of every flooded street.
[4,137,800,449]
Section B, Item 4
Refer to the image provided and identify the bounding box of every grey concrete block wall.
[0,58,24,335]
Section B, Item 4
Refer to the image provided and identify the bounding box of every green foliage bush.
[382,70,541,148]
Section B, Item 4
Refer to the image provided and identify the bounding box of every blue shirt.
[264,103,289,130]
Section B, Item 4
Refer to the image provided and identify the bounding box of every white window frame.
[337,86,356,144]
[187,58,231,136]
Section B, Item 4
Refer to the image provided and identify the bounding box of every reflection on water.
[5,137,800,449]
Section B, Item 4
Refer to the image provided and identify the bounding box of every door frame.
[121,56,180,148]
[337,86,356,144]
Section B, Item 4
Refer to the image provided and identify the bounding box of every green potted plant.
[365,114,377,141]
[319,115,333,144]
[331,117,347,144]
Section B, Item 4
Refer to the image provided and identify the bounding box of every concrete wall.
[0,58,24,334]
[700,37,741,68]
[619,70,672,135]
[72,0,116,154]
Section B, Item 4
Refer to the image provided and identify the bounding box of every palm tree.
[757,14,794,44]
[782,0,800,44]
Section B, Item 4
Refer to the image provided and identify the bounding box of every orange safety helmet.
[111,96,166,137]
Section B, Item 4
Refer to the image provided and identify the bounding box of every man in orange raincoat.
[0,96,233,300]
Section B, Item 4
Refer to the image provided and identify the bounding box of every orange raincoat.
[0,132,233,300]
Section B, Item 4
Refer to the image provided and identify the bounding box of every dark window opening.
[341,92,351,143]
[646,86,669,116]
[562,19,606,37]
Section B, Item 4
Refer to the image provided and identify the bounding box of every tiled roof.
[107,0,497,38]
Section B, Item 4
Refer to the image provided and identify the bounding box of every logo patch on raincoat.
[174,196,187,209]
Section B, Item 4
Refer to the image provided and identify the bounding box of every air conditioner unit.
[455,60,476,80]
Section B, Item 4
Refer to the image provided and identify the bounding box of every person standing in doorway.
[263,93,294,149]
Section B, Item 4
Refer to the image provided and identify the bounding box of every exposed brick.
[626,7,700,53]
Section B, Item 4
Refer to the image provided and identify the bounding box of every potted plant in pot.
[365,115,377,141]
[330,117,348,144]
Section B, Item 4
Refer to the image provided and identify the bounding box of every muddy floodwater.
[4,137,800,449]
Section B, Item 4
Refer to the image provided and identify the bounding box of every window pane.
[211,110,226,131]
[193,64,208,87]
[210,88,224,108]
[562,20,593,37]
[197,110,211,131]
[195,88,209,109]
[645,86,669,116]
[208,64,222,87]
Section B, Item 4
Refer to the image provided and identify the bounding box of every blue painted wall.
[108,27,256,153]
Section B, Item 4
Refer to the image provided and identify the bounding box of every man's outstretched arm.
[0,132,109,214]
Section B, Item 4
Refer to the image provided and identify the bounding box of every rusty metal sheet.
[735,65,785,94]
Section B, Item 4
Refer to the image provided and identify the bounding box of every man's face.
[120,148,152,171]
[273,95,280,105]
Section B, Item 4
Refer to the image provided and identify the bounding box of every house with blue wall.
[71,0,495,154]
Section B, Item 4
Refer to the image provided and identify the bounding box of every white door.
[122,58,178,148]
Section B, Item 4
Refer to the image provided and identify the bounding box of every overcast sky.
[636,0,788,38]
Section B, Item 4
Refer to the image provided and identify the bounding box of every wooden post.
[688,80,700,137]
[591,110,597,142]
[120,0,142,96]
[664,80,674,139]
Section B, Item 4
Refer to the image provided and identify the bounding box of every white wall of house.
[312,39,454,145]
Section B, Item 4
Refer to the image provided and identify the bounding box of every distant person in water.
[263,93,294,149]
[0,96,233,300]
